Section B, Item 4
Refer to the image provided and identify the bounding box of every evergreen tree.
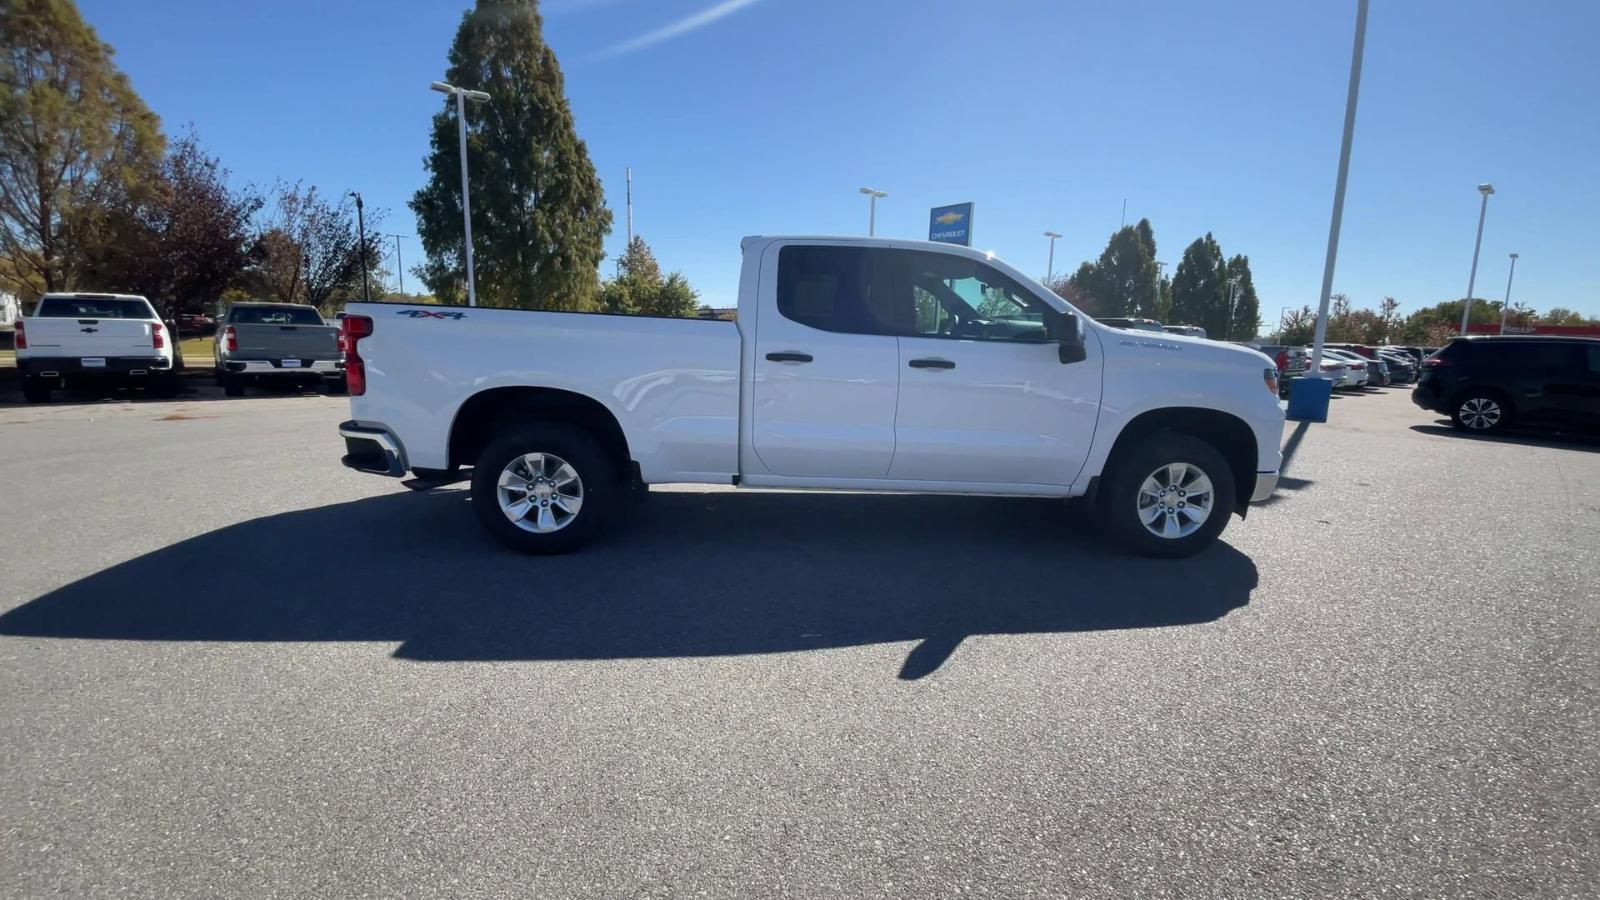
[597,236,698,317]
[1222,254,1260,340]
[411,0,611,309]
[1169,234,1228,336]
[1066,218,1159,317]
[0,0,164,294]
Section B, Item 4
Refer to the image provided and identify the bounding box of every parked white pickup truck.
[338,237,1285,557]
[14,293,177,402]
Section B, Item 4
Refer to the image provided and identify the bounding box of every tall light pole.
[1305,0,1369,398]
[1043,231,1061,280]
[858,187,887,236]
[1153,260,1166,319]
[348,191,370,303]
[385,233,412,295]
[1498,252,1520,334]
[431,81,491,306]
[1223,276,1242,340]
[1458,183,1495,335]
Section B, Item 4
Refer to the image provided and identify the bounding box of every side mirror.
[1048,309,1087,364]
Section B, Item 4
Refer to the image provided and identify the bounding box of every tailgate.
[22,318,154,355]
[230,324,341,359]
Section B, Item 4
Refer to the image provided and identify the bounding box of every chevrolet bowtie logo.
[934,211,965,225]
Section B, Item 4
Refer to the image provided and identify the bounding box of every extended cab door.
[748,243,901,478]
[886,250,1102,485]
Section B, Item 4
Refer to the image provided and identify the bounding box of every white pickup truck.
[338,237,1285,557]
[14,293,178,402]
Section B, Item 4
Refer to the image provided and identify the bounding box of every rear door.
[887,249,1101,485]
[748,244,901,478]
[1523,342,1599,427]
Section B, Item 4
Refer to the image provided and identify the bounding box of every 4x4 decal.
[396,309,466,320]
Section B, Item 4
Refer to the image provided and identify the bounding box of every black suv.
[1412,336,1600,434]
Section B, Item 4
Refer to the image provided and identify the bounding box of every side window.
[776,246,904,335]
[1516,343,1582,371]
[902,251,1051,343]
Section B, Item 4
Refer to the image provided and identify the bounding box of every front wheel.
[1451,391,1509,434]
[1100,432,1236,558]
[470,423,619,554]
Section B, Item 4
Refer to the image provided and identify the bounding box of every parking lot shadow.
[0,490,1258,679]
[1409,422,1600,454]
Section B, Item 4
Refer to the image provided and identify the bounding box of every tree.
[1396,298,1499,343]
[1377,296,1401,339]
[1066,219,1159,317]
[1169,233,1228,336]
[1541,307,1591,326]
[597,235,698,317]
[0,0,163,295]
[1280,305,1317,345]
[70,130,261,319]
[411,0,611,309]
[248,181,384,313]
[1222,254,1260,340]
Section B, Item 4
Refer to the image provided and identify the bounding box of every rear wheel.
[1100,432,1236,558]
[223,374,245,397]
[21,378,51,404]
[470,423,619,554]
[1451,390,1509,434]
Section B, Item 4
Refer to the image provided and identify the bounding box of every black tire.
[323,376,347,395]
[21,378,51,404]
[223,374,245,397]
[1450,389,1511,434]
[148,374,180,399]
[1099,432,1237,559]
[470,423,619,554]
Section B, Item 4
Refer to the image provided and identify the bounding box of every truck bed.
[345,304,743,481]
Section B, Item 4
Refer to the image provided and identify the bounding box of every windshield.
[230,306,324,326]
[36,297,154,319]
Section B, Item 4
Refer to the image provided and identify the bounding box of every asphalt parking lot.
[1,383,1596,898]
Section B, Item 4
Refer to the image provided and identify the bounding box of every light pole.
[1223,276,1242,340]
[1458,183,1495,335]
[385,233,412,295]
[858,187,887,236]
[431,80,491,306]
[348,191,370,303]
[1153,260,1166,319]
[1498,252,1520,334]
[1278,305,1292,340]
[1043,231,1061,280]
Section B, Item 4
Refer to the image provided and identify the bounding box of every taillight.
[1423,357,1449,367]
[151,321,165,350]
[12,319,24,350]
[224,325,238,352]
[342,315,373,396]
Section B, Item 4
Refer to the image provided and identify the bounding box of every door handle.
[908,358,956,369]
[765,351,813,363]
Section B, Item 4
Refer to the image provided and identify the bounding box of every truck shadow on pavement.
[1409,422,1600,453]
[0,490,1258,680]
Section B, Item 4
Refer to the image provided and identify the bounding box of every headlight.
[1263,367,1280,396]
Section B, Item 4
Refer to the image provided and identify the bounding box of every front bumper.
[224,358,344,376]
[339,421,407,477]
[1251,471,1279,503]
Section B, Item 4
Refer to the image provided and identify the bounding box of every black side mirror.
[1047,309,1087,364]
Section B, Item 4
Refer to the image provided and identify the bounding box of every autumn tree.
[246,181,385,313]
[0,0,163,295]
[411,0,611,309]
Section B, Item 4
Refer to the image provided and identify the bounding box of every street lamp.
[385,233,412,295]
[1043,231,1061,280]
[1223,276,1242,340]
[1498,252,1520,335]
[348,191,370,303]
[858,187,887,236]
[1458,182,1495,335]
[1153,260,1166,318]
[431,80,492,306]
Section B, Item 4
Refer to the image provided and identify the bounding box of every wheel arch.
[448,386,633,479]
[1103,407,1257,514]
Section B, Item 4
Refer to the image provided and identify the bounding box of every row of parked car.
[12,293,346,403]
[1248,342,1429,391]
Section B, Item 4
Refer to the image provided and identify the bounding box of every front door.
[886,250,1102,485]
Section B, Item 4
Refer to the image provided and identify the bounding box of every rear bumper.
[339,421,407,477]
[19,356,172,378]
[224,358,343,376]
[1411,380,1447,412]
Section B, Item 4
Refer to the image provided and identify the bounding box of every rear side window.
[776,246,903,335]
[36,297,154,319]
[229,306,324,326]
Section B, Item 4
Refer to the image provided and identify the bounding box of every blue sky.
[80,0,1599,319]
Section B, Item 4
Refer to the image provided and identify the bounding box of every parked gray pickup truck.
[214,302,344,396]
